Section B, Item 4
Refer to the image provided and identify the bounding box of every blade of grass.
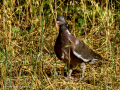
[4,45,8,90]
[10,58,12,90]
[40,15,45,90]
[114,24,119,46]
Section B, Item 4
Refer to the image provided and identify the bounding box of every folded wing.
[73,39,103,63]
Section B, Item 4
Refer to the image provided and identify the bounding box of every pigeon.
[54,15,108,80]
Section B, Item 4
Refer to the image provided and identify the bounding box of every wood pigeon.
[54,15,108,80]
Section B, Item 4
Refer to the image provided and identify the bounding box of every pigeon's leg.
[68,69,73,79]
[65,69,73,80]
[73,63,86,81]
[80,63,86,79]
[65,64,73,80]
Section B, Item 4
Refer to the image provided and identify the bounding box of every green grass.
[0,0,120,90]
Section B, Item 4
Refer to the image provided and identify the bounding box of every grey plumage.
[54,15,108,80]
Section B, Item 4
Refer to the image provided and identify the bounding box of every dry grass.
[0,0,120,90]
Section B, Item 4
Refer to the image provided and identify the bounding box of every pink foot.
[74,78,79,81]
[65,77,83,81]
[74,77,84,81]
[65,77,74,81]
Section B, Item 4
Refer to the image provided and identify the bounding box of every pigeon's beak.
[56,21,60,26]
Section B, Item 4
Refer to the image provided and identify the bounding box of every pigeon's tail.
[90,57,110,65]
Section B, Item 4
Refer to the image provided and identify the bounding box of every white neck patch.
[66,29,71,35]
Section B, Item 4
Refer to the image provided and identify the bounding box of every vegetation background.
[0,0,120,89]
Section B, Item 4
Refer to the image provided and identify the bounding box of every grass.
[0,0,120,89]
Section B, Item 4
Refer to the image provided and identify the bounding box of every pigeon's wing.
[72,39,103,63]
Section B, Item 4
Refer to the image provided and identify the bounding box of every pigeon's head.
[56,15,66,26]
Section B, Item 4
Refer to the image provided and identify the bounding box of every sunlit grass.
[0,0,120,89]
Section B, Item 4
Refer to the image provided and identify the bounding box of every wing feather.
[72,39,102,62]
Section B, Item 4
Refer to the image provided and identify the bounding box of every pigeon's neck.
[59,24,68,32]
